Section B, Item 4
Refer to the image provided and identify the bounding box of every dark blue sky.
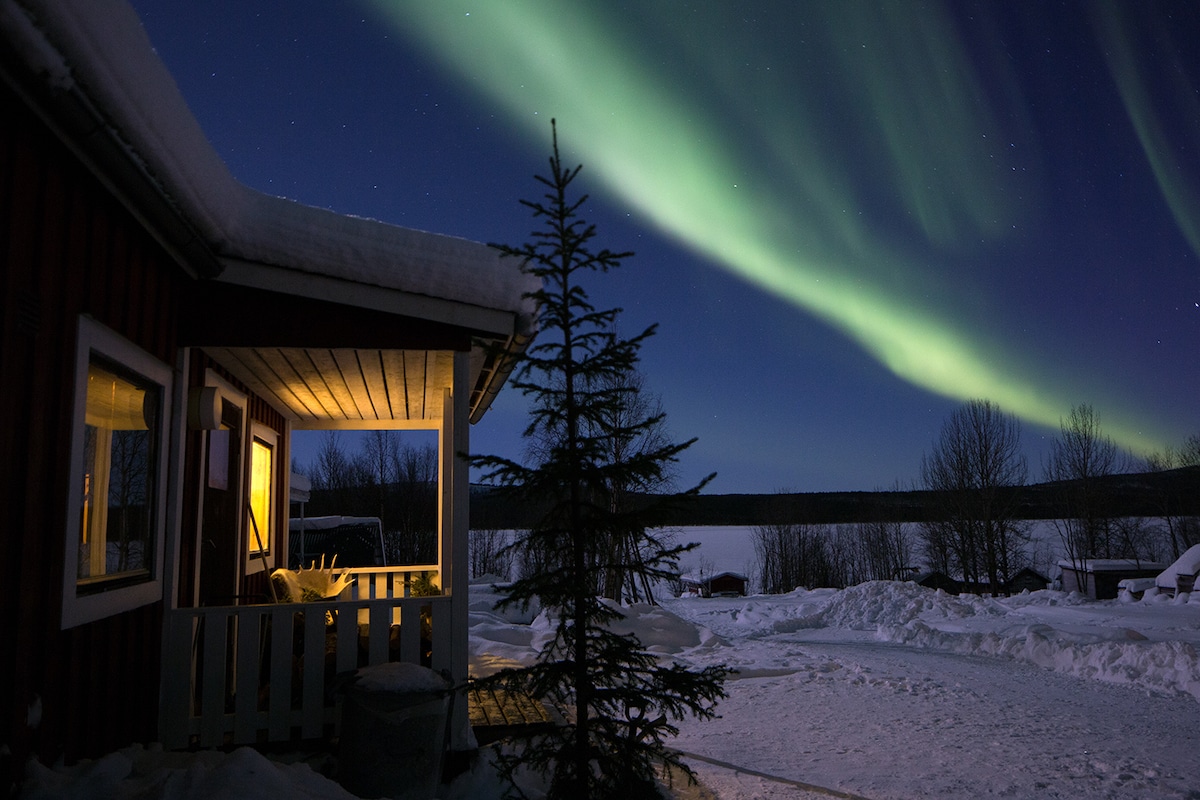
[131,1,1199,493]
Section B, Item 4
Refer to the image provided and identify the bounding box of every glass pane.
[78,357,160,589]
[249,437,273,554]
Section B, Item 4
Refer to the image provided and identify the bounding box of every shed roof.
[1057,559,1168,573]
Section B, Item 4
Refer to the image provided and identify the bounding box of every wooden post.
[443,352,471,749]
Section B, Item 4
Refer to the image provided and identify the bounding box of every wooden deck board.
[467,686,555,742]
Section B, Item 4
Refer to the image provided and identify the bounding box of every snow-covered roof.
[1057,559,1168,573]
[287,516,382,532]
[289,472,312,503]
[1155,543,1200,589]
[0,0,538,336]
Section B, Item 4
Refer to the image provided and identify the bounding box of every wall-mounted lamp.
[187,385,222,430]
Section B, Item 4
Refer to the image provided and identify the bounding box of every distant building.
[682,571,748,598]
[1057,559,1168,600]
[913,571,960,594]
[911,568,1047,597]
[1003,567,1049,595]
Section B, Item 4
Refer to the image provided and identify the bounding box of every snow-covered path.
[673,634,1198,799]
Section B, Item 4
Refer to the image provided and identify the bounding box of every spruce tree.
[473,122,728,799]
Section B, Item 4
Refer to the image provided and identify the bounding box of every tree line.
[752,401,1200,595]
[752,518,912,594]
[298,430,439,565]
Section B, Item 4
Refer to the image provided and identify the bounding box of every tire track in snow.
[678,749,878,800]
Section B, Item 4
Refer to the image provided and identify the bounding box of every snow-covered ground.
[462,578,1200,800]
[654,583,1200,800]
[22,579,1200,799]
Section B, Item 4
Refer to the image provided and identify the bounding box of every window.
[63,317,173,628]
[246,423,277,571]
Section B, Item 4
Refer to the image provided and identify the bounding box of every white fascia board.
[216,257,521,338]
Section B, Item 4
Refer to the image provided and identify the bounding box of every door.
[197,396,243,605]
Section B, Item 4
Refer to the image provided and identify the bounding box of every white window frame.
[245,421,278,574]
[62,317,173,629]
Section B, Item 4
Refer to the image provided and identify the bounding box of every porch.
[159,566,453,749]
[160,349,486,751]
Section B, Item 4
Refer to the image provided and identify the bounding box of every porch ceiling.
[204,346,487,428]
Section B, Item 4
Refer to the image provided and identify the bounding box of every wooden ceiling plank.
[354,349,390,423]
[208,347,313,422]
[305,348,362,421]
[206,348,296,421]
[379,349,410,421]
[322,348,373,421]
[263,349,344,421]
[404,350,427,421]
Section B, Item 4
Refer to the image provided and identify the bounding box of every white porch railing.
[159,567,452,749]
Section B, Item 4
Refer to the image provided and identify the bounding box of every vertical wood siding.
[1,84,184,773]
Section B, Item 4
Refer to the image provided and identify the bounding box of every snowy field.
[23,574,1200,799]
[656,584,1200,799]
[465,578,1200,800]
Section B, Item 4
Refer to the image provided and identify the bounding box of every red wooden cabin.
[0,0,536,786]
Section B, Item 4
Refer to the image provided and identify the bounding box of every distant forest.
[297,459,1200,532]
[467,466,1200,530]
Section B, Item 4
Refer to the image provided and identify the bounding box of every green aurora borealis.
[372,0,1199,459]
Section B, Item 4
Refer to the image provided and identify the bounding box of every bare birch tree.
[921,399,1029,592]
[1144,433,1200,560]
[1043,404,1127,566]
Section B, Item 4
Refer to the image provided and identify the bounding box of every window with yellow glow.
[78,356,161,587]
[64,317,171,628]
[248,435,274,555]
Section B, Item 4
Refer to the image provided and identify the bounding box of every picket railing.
[159,567,451,749]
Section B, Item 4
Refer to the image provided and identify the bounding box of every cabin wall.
[1,83,184,775]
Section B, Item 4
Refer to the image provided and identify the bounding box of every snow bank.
[663,580,1200,703]
[816,580,1004,630]
[468,579,1200,702]
[1156,543,1200,592]
[20,746,355,800]
[602,599,727,654]
[877,584,1200,700]
[352,662,449,694]
[879,616,1200,701]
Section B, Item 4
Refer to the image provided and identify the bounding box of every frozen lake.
[475,521,1066,593]
[670,521,1063,592]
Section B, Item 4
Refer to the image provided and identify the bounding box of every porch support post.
[442,350,471,749]
[158,347,190,746]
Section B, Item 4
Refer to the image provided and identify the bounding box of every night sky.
[129,1,1199,494]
